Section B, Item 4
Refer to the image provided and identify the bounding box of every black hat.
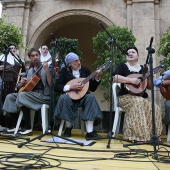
[126,46,138,54]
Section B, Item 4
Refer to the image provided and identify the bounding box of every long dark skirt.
[0,81,17,128]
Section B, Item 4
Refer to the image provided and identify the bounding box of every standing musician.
[154,70,170,131]
[113,46,162,142]
[2,48,52,135]
[0,44,26,132]
[53,52,103,139]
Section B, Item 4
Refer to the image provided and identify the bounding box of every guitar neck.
[82,71,98,84]
[142,72,150,80]
[80,60,111,84]
[141,65,162,80]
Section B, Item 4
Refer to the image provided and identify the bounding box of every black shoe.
[63,126,73,137]
[1,128,16,135]
[17,128,32,136]
[85,131,102,140]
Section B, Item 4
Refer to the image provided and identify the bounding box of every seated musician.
[53,52,103,139]
[0,44,26,132]
[113,46,162,142]
[154,70,170,132]
[2,48,51,135]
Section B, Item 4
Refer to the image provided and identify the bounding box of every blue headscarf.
[65,52,79,65]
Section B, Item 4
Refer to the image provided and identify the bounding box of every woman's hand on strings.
[130,78,141,85]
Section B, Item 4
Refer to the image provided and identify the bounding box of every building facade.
[1,0,169,110]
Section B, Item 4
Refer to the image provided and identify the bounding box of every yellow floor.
[0,130,170,170]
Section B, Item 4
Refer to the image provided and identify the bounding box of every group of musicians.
[0,45,169,141]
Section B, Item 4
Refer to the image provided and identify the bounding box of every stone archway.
[28,10,114,110]
[28,10,113,48]
[28,10,113,69]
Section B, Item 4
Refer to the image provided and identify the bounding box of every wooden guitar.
[125,65,164,96]
[66,60,112,100]
[18,57,52,93]
[160,77,170,100]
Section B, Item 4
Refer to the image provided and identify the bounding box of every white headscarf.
[39,46,52,64]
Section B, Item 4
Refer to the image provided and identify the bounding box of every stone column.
[126,0,132,30]
[1,0,35,59]
[125,0,160,63]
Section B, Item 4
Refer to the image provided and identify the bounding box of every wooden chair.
[14,104,49,134]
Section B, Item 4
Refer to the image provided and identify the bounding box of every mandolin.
[160,77,170,100]
[18,57,52,93]
[66,60,112,100]
[125,64,164,96]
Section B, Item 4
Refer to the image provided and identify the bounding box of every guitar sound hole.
[133,84,140,88]
[74,90,78,94]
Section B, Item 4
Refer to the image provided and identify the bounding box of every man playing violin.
[113,46,162,142]
[2,48,51,135]
[53,52,103,139]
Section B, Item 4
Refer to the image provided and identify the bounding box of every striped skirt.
[118,94,163,141]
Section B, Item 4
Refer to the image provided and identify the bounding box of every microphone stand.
[17,34,84,148]
[122,37,170,160]
[99,23,131,148]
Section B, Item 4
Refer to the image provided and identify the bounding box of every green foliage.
[57,37,82,57]
[0,17,24,53]
[157,28,170,70]
[54,37,82,67]
[92,25,136,102]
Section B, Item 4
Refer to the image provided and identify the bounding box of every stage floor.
[0,129,170,170]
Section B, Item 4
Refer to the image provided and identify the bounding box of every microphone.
[146,37,155,53]
[149,36,154,48]
[126,52,130,56]
[99,22,106,31]
[3,44,11,54]
[3,44,11,50]
[51,33,58,43]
